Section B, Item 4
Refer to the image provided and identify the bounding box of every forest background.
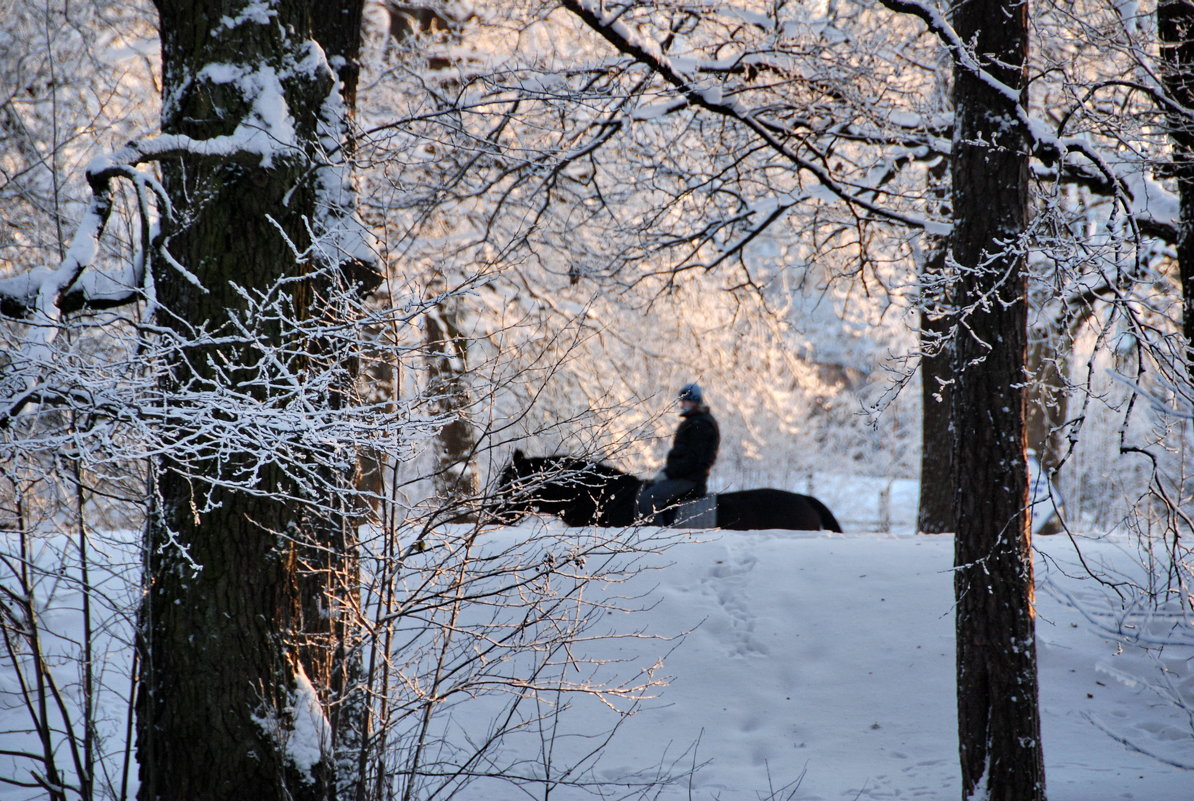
[1,1,1192,800]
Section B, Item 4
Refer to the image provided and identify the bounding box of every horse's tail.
[807,496,843,532]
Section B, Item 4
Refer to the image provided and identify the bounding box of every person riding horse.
[637,383,720,523]
[491,451,842,531]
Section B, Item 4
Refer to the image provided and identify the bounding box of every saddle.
[668,494,717,528]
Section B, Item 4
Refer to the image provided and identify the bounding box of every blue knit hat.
[678,383,702,403]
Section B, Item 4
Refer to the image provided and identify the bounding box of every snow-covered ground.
[2,488,1192,800]
[499,524,1193,801]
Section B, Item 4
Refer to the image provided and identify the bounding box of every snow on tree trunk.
[948,0,1046,798]
[137,2,370,800]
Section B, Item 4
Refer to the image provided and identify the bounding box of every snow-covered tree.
[135,1,380,795]
[5,0,1194,796]
[2,0,382,796]
[1,5,702,800]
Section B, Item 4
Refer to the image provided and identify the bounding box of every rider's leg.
[636,479,696,524]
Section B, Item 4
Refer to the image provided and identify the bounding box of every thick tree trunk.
[1159,2,1194,374]
[138,2,367,799]
[141,471,324,800]
[949,0,1046,798]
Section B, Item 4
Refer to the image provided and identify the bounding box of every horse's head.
[485,449,538,523]
[488,449,583,522]
[486,450,640,527]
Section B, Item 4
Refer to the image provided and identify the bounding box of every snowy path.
[539,528,1194,801]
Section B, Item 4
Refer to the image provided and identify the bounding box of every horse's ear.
[513,448,526,464]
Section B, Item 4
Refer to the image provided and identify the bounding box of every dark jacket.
[664,405,720,491]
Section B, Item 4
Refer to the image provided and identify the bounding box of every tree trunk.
[1159,1,1194,376]
[385,3,480,509]
[919,158,955,534]
[1025,318,1071,535]
[1026,325,1068,474]
[426,297,480,507]
[138,2,367,799]
[949,0,1046,798]
[919,251,955,534]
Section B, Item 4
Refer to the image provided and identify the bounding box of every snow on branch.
[560,0,943,234]
[0,39,345,424]
[311,61,381,287]
[0,138,219,426]
[559,0,1177,247]
[876,0,1175,241]
[0,191,122,321]
[875,0,1020,103]
[0,80,304,324]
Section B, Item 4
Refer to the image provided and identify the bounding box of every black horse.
[489,450,842,532]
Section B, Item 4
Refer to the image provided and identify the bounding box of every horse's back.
[715,488,841,532]
[672,495,718,528]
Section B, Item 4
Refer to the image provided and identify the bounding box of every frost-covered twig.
[561,0,943,234]
[876,0,1162,239]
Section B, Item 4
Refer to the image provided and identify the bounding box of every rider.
[637,383,720,523]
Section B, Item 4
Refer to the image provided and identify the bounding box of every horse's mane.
[526,454,633,481]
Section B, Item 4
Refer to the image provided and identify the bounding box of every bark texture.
[1160,1,1194,368]
[138,2,367,799]
[948,0,1046,798]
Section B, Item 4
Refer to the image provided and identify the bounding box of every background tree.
[918,156,956,535]
[377,0,482,508]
